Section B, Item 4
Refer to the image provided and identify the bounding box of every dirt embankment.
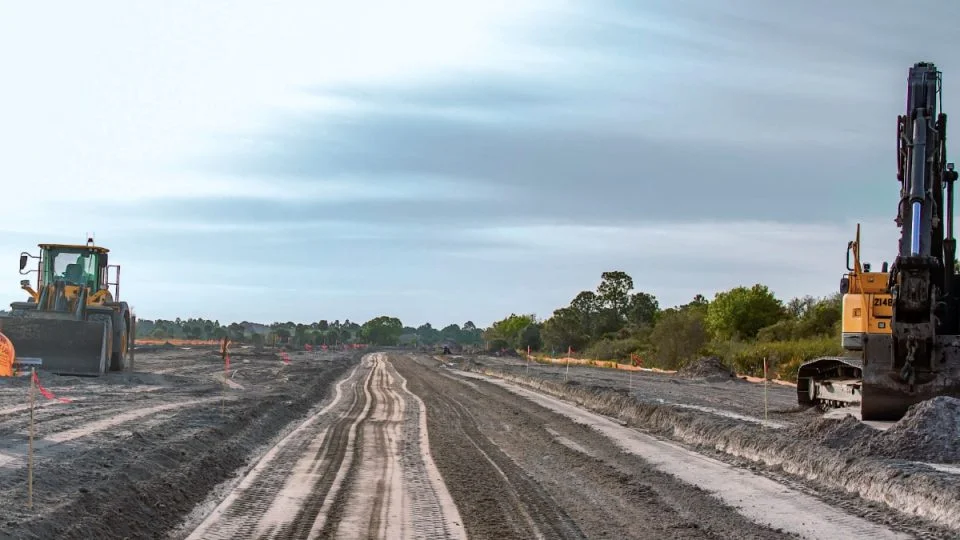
[0,347,360,540]
[799,397,960,463]
[458,363,960,536]
[456,353,803,424]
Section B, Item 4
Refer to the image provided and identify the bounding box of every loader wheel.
[88,313,114,375]
[110,317,130,372]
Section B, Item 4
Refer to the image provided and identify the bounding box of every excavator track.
[796,356,863,410]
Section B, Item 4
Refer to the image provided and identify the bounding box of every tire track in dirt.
[185,353,466,540]
[185,359,371,539]
[396,353,814,539]
[326,354,465,539]
[394,355,586,539]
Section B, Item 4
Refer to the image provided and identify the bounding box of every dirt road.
[184,353,465,540]
[182,351,928,539]
[1,347,953,539]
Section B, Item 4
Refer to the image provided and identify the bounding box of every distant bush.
[725,336,842,382]
[582,338,647,362]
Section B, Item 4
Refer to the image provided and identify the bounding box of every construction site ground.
[0,348,959,539]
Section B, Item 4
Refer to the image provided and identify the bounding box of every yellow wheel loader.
[0,237,135,376]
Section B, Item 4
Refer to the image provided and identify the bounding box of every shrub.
[582,338,647,362]
[725,336,842,382]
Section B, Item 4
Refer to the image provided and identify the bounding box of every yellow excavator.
[0,237,135,375]
[798,61,960,420]
[796,225,891,411]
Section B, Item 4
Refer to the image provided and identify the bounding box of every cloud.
[3,0,959,325]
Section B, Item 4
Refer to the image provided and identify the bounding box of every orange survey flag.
[0,331,14,377]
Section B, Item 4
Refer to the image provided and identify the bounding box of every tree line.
[483,270,842,380]
[136,316,485,349]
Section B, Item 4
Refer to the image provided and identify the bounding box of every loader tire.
[109,307,131,372]
[87,313,114,374]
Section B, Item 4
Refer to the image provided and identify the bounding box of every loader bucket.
[0,317,109,376]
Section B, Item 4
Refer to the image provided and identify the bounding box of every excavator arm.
[862,62,960,419]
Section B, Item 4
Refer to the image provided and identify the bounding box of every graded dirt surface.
[182,353,465,540]
[0,345,358,540]
[393,354,802,539]
[3,346,959,539]
[461,354,803,425]
[449,353,960,538]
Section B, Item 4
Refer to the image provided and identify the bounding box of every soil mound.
[867,396,960,463]
[677,356,735,381]
[793,397,960,463]
[792,415,875,450]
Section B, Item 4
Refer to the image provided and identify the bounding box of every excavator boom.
[862,62,960,420]
[798,62,960,420]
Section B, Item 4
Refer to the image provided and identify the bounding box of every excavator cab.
[797,225,890,410]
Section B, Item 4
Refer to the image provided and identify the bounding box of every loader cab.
[40,246,108,291]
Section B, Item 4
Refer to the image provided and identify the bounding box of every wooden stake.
[221,337,228,417]
[28,368,35,509]
[763,357,769,428]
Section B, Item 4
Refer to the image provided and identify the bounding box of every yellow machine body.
[0,238,135,376]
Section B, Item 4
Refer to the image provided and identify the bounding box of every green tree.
[417,323,441,345]
[294,324,308,347]
[360,316,404,346]
[570,291,600,315]
[597,270,634,317]
[485,314,537,350]
[626,291,660,326]
[440,323,461,342]
[251,332,265,353]
[518,322,543,351]
[649,307,709,369]
[541,307,589,353]
[785,295,818,319]
[706,284,786,341]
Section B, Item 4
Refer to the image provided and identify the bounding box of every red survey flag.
[33,372,71,403]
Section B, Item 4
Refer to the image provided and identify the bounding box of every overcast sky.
[2,1,959,327]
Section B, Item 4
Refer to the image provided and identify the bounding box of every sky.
[2,1,960,328]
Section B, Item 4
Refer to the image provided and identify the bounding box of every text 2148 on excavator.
[797,61,960,420]
[0,237,135,376]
